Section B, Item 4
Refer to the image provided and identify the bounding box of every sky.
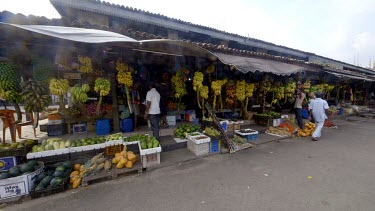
[1,0,375,68]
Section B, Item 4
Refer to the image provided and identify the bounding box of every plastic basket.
[235,130,259,142]
[187,139,209,156]
[47,124,67,136]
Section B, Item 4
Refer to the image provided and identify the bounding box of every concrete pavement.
[4,117,375,211]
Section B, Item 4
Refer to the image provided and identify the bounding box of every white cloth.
[308,98,315,110]
[313,121,324,139]
[310,98,329,122]
[294,92,306,108]
[146,88,161,114]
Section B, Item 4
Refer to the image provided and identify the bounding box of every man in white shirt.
[308,92,316,123]
[144,83,161,140]
[309,92,330,141]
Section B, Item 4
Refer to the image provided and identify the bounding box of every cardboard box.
[48,119,63,125]
[73,124,87,134]
[273,119,282,127]
[0,157,20,171]
[166,116,176,126]
[0,163,43,200]
[227,123,234,133]
[185,113,196,122]
[233,123,241,130]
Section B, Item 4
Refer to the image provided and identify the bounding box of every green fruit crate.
[0,140,38,157]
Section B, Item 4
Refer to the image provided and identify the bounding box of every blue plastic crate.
[301,109,309,119]
[210,139,221,154]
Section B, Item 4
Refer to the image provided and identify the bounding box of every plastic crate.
[301,109,309,119]
[187,139,209,156]
[105,144,124,156]
[140,152,160,168]
[47,124,67,136]
[235,130,259,142]
[210,139,221,154]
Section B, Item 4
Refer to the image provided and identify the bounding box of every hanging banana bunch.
[78,56,93,73]
[211,79,227,111]
[71,84,90,104]
[284,79,296,103]
[171,67,189,112]
[205,65,215,83]
[199,85,209,115]
[193,71,204,108]
[49,78,70,111]
[116,61,134,114]
[94,78,111,116]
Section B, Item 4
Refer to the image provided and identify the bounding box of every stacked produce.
[171,67,189,112]
[94,78,111,116]
[266,126,291,137]
[0,139,36,150]
[0,160,41,180]
[284,79,296,102]
[116,61,134,114]
[111,149,137,169]
[231,135,247,145]
[270,82,285,105]
[78,56,93,73]
[204,127,221,137]
[174,124,201,139]
[49,78,69,111]
[30,137,106,153]
[124,134,148,143]
[225,80,236,106]
[140,136,160,150]
[106,133,123,141]
[298,122,316,137]
[71,84,90,103]
[244,83,256,111]
[34,161,73,191]
[21,80,49,113]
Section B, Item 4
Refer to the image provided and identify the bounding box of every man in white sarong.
[308,92,330,141]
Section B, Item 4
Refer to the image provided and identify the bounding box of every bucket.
[121,118,134,132]
[96,118,110,135]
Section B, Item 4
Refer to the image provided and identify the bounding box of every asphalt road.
[5,117,375,211]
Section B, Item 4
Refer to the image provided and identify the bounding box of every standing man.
[309,92,330,141]
[144,83,161,140]
[308,92,316,123]
[294,81,306,129]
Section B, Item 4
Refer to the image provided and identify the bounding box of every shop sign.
[64,73,81,80]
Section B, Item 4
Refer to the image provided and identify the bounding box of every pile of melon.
[298,122,316,137]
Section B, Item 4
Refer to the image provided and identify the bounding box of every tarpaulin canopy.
[324,71,375,81]
[214,52,312,75]
[0,22,315,75]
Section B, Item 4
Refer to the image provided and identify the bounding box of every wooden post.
[110,74,120,132]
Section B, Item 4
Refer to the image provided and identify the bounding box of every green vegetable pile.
[31,137,106,152]
[174,124,201,139]
[125,134,148,143]
[140,136,160,150]
[0,139,36,151]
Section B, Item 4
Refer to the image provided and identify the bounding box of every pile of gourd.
[111,149,137,169]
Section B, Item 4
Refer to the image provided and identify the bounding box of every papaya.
[127,153,136,161]
[116,162,124,169]
[72,177,81,189]
[125,161,133,169]
[74,164,81,171]
[119,158,127,165]
[70,171,79,177]
[70,175,80,184]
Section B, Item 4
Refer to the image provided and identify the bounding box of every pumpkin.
[70,171,79,177]
[125,161,133,169]
[116,162,125,169]
[72,177,81,189]
[74,164,81,171]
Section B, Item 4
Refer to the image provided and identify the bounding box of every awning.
[214,52,312,75]
[324,71,375,81]
[0,22,317,75]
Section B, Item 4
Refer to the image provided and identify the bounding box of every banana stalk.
[125,86,133,114]
[58,95,65,112]
[96,95,102,116]
[197,90,201,109]
[212,95,216,112]
[201,97,205,116]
